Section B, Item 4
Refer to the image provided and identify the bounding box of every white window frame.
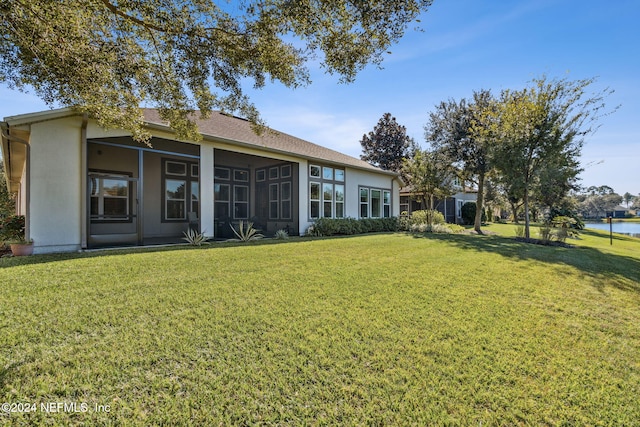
[90,174,130,221]
[310,182,321,219]
[165,179,187,220]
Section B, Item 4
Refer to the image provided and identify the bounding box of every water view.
[584,221,640,237]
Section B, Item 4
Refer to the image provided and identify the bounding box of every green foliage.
[0,214,25,242]
[550,216,580,242]
[0,163,15,218]
[549,207,584,230]
[460,202,486,226]
[398,210,461,233]
[514,224,525,238]
[274,229,289,240]
[427,90,495,233]
[182,228,210,246]
[310,217,398,236]
[0,1,433,142]
[402,148,456,218]
[360,113,416,171]
[487,76,615,239]
[230,221,264,242]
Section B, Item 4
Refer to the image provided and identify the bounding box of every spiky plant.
[182,228,210,246]
[230,221,264,242]
[274,229,289,240]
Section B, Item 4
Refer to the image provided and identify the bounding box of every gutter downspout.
[1,123,31,240]
[80,114,88,249]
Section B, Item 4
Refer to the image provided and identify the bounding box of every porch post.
[137,149,144,245]
[80,115,88,249]
[200,144,215,238]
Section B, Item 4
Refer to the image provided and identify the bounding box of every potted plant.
[1,215,34,256]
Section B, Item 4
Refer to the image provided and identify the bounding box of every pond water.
[584,221,640,237]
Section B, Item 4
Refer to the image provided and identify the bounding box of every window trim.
[89,170,134,223]
[359,186,392,219]
[308,164,346,220]
[162,158,199,222]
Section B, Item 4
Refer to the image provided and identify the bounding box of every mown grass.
[1,228,639,425]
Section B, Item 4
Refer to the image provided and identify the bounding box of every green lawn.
[1,227,639,425]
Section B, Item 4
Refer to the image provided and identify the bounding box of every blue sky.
[1,0,638,195]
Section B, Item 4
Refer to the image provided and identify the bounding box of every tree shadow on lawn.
[411,232,640,296]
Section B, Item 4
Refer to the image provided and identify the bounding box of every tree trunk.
[428,194,435,230]
[474,172,485,234]
[524,188,530,239]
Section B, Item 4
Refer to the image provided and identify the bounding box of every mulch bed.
[515,237,575,248]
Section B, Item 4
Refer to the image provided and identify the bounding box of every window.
[191,182,199,213]
[256,169,266,182]
[234,169,249,182]
[335,184,345,218]
[371,189,381,218]
[90,174,131,221]
[281,182,291,220]
[214,183,230,219]
[359,187,392,218]
[163,159,199,221]
[166,161,187,176]
[383,191,391,218]
[323,183,333,218]
[166,179,186,220]
[215,167,230,180]
[360,188,369,218]
[234,185,249,219]
[323,167,333,180]
[309,164,345,219]
[269,183,279,219]
[281,165,291,178]
[310,182,320,219]
[269,167,279,180]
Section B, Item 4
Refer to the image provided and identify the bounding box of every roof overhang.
[1,123,30,194]
[144,119,400,179]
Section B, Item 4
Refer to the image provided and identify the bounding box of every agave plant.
[274,229,289,240]
[182,228,210,246]
[230,221,264,242]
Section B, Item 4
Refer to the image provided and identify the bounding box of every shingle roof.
[141,109,391,174]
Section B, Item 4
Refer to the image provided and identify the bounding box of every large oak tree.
[0,0,433,142]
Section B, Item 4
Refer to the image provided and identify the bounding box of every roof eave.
[143,120,397,177]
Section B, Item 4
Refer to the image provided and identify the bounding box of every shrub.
[461,202,486,225]
[310,217,399,237]
[549,208,584,230]
[551,216,580,242]
[274,229,289,240]
[1,215,25,242]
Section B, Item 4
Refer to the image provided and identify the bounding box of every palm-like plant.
[182,228,210,246]
[230,221,264,242]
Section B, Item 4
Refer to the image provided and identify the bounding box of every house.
[1,108,402,254]
[606,205,629,219]
[399,180,477,224]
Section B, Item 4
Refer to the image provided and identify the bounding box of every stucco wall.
[344,168,398,218]
[29,117,82,253]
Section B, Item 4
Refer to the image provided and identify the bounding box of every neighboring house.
[399,184,477,224]
[606,205,629,219]
[1,108,401,254]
